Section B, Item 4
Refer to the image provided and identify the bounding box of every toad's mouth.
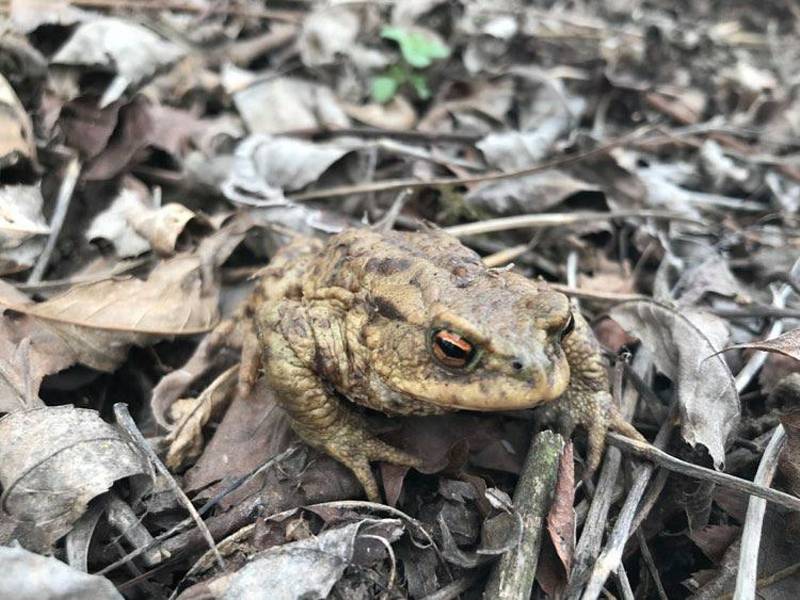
[386,372,570,412]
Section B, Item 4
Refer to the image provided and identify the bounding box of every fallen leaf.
[165,366,237,470]
[0,223,249,409]
[465,170,601,216]
[610,300,739,469]
[0,73,36,172]
[51,17,185,106]
[226,71,350,134]
[298,5,361,68]
[213,520,404,599]
[182,381,293,509]
[343,95,417,129]
[0,406,147,551]
[723,328,800,363]
[0,545,123,600]
[221,135,359,206]
[87,187,211,258]
[0,184,48,275]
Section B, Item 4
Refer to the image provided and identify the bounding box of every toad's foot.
[295,413,423,503]
[540,389,644,474]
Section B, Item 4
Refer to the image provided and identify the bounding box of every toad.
[215,228,641,501]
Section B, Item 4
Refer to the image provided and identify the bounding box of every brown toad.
[220,228,640,501]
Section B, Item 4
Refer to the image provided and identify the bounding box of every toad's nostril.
[511,360,524,371]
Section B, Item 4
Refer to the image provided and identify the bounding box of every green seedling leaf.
[371,76,399,103]
[381,26,450,69]
[408,72,432,100]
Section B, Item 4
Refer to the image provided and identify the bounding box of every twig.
[15,257,151,292]
[483,430,565,599]
[605,433,800,513]
[443,210,703,238]
[733,426,786,600]
[289,128,653,201]
[63,0,302,21]
[734,282,794,600]
[565,351,650,599]
[419,569,486,600]
[636,528,669,600]
[96,445,298,576]
[28,157,80,284]
[113,403,225,570]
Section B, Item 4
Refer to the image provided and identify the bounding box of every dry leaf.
[51,17,185,106]
[610,300,739,469]
[0,184,48,275]
[221,135,359,206]
[214,520,404,599]
[0,545,122,600]
[0,406,147,551]
[465,170,601,216]
[227,71,350,134]
[343,95,417,130]
[0,73,36,170]
[723,328,800,362]
[87,187,211,258]
[165,365,237,469]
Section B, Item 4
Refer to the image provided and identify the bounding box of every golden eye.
[431,329,476,369]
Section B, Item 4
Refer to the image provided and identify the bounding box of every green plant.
[371,26,450,103]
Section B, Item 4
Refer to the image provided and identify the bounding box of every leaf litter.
[0,0,799,598]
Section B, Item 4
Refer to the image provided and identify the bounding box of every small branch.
[113,403,225,570]
[443,210,703,238]
[484,430,565,600]
[733,426,786,600]
[606,433,800,513]
[289,128,653,201]
[28,157,80,284]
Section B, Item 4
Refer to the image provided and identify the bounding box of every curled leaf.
[610,300,739,469]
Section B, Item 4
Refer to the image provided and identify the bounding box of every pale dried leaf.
[0,545,122,600]
[610,300,739,469]
[88,188,209,258]
[0,406,147,550]
[10,253,218,336]
[221,135,358,205]
[0,185,48,275]
[216,520,403,600]
[0,73,36,167]
[299,5,360,67]
[51,18,185,106]
[465,170,600,215]
[227,72,349,134]
[724,328,800,362]
[165,366,237,469]
[343,96,417,129]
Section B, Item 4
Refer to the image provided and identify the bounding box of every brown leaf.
[0,406,147,551]
[183,380,293,509]
[87,186,211,258]
[610,300,739,469]
[724,328,800,363]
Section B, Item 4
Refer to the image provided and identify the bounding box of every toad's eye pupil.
[432,330,475,368]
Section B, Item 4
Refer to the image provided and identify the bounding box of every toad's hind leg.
[551,311,645,473]
[255,300,421,502]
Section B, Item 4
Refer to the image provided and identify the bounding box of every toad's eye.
[431,330,476,369]
[559,312,575,341]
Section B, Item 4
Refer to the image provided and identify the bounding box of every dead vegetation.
[1,0,800,598]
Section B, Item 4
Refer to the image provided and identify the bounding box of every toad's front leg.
[255,300,421,502]
[549,311,644,472]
